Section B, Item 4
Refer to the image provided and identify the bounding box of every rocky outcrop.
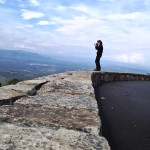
[0,79,47,105]
[2,79,47,96]
[0,71,110,150]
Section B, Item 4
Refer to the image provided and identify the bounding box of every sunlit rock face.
[0,71,110,150]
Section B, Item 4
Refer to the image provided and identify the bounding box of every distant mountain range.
[0,49,92,83]
[0,49,149,84]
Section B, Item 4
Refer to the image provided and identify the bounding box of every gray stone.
[2,79,47,96]
[15,92,98,109]
[2,84,36,96]
[0,103,100,135]
[37,71,94,96]
[17,79,47,85]
[0,89,27,106]
[0,123,110,150]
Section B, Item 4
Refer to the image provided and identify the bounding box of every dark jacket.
[95,45,103,56]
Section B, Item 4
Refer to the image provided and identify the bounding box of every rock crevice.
[0,80,48,106]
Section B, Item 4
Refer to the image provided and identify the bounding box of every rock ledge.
[0,71,110,150]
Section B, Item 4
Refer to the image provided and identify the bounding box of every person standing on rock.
[94,40,103,71]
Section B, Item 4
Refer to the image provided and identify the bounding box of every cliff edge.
[0,71,110,150]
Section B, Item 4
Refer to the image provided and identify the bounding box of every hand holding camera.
[94,43,98,46]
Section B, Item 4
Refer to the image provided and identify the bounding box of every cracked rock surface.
[0,89,27,105]
[0,124,109,150]
[0,71,110,150]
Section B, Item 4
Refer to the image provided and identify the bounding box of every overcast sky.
[0,0,150,65]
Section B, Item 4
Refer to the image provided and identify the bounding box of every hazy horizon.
[1,49,150,71]
[0,49,150,84]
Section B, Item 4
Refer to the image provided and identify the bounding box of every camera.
[94,43,98,46]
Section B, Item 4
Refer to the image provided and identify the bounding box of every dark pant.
[95,53,101,70]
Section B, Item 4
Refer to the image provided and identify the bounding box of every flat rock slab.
[15,92,97,109]
[37,72,94,96]
[36,71,93,82]
[2,79,47,96]
[17,79,47,85]
[2,84,36,95]
[0,103,100,135]
[0,123,110,150]
[37,79,94,96]
[0,89,27,106]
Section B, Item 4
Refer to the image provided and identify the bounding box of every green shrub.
[8,78,20,85]
[2,78,20,86]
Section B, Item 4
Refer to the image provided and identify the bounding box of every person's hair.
[97,40,103,45]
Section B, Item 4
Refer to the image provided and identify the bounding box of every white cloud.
[29,0,40,6]
[49,5,150,49]
[14,44,36,50]
[57,6,67,12]
[21,9,44,20]
[37,42,54,47]
[25,24,34,28]
[115,53,145,64]
[37,20,49,25]
[0,0,6,3]
[107,12,142,20]
[54,15,89,35]
[70,5,99,17]
[37,20,55,25]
